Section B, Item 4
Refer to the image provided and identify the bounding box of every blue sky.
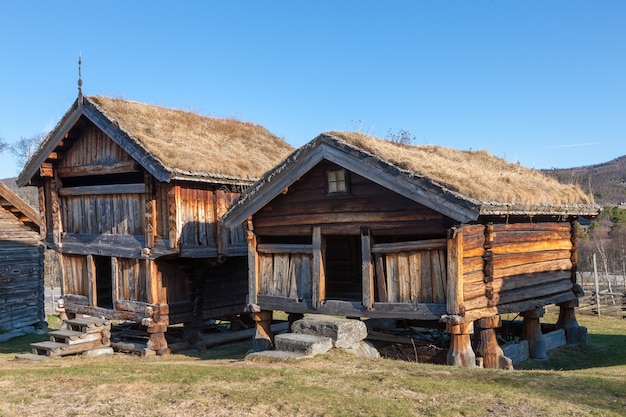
[1,1,625,179]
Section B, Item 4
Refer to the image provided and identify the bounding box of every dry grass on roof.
[326,131,594,206]
[89,96,294,179]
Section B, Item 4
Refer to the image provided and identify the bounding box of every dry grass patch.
[327,131,594,206]
[89,96,294,180]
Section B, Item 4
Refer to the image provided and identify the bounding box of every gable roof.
[224,132,600,225]
[17,95,294,186]
[0,182,41,232]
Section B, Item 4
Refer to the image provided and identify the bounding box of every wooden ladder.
[28,317,111,358]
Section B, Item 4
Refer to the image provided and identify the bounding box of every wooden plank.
[259,254,273,296]
[420,251,433,303]
[287,254,301,299]
[57,161,140,178]
[491,230,571,245]
[463,256,484,275]
[493,259,573,279]
[167,185,179,249]
[432,249,446,304]
[361,228,374,309]
[491,222,571,233]
[312,226,325,309]
[385,253,399,302]
[491,239,572,254]
[408,252,421,302]
[58,183,146,197]
[397,252,410,302]
[273,254,289,297]
[371,238,447,254]
[299,255,312,300]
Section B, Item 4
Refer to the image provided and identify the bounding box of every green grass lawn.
[0,314,624,417]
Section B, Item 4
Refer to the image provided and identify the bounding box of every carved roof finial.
[78,53,83,97]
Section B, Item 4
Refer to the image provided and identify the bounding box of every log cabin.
[223,131,601,367]
[17,94,293,353]
[0,181,44,331]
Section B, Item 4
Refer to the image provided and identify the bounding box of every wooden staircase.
[25,317,111,358]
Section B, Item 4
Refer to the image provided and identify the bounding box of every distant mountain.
[1,177,39,208]
[542,156,626,206]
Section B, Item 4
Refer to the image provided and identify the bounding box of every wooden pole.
[520,307,546,360]
[593,253,601,316]
[476,315,513,370]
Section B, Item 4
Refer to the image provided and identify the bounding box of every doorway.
[324,235,362,301]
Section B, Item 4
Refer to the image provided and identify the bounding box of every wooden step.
[49,329,105,345]
[64,317,111,334]
[31,340,108,357]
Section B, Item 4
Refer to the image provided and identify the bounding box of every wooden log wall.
[177,187,245,249]
[462,222,575,317]
[372,239,448,304]
[0,208,44,330]
[257,244,313,300]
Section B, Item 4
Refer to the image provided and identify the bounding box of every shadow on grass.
[0,333,49,355]
[517,333,626,371]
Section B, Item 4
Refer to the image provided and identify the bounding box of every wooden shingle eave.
[0,182,41,232]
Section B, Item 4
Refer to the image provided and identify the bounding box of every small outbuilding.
[17,93,293,353]
[0,181,44,331]
[223,131,600,367]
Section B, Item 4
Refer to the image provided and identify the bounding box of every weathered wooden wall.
[61,194,146,235]
[253,160,446,237]
[0,207,44,330]
[59,124,133,167]
[372,240,448,304]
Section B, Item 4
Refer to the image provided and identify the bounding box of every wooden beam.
[447,227,464,315]
[361,227,374,309]
[87,254,96,307]
[111,257,119,309]
[372,238,447,254]
[57,161,139,178]
[257,243,313,254]
[247,218,259,305]
[58,183,146,197]
[312,226,325,309]
[39,163,53,178]
[374,254,388,302]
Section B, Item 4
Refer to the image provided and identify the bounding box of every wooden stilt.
[476,316,513,370]
[145,318,170,355]
[446,322,476,368]
[183,319,204,348]
[556,300,587,344]
[251,310,274,352]
[520,307,546,360]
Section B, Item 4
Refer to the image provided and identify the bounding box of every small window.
[327,169,348,194]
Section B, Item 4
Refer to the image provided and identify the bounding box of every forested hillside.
[543,155,626,206]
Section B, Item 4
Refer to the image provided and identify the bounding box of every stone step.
[291,315,368,348]
[274,333,333,356]
[246,350,310,362]
[48,329,104,345]
[15,353,50,361]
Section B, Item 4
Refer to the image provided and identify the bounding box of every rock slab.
[274,333,333,356]
[291,315,368,349]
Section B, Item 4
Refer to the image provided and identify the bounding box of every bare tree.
[11,133,44,169]
[0,135,9,153]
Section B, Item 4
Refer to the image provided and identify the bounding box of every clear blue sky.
[1,1,625,179]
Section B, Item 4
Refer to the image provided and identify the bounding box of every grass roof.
[89,96,294,181]
[326,131,596,207]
